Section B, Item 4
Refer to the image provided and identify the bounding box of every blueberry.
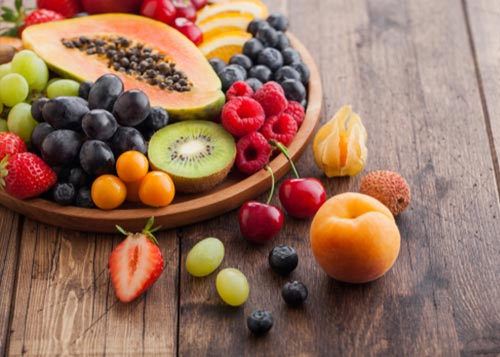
[247,310,273,336]
[31,122,54,153]
[281,48,302,65]
[274,66,301,84]
[255,26,279,48]
[243,38,264,61]
[267,13,289,32]
[79,140,115,177]
[88,74,124,111]
[136,106,169,140]
[275,31,291,50]
[110,126,147,157]
[81,109,118,140]
[42,96,89,131]
[113,90,150,127]
[75,187,95,208]
[52,182,76,206]
[41,129,82,167]
[78,80,93,100]
[257,48,283,72]
[218,64,247,92]
[229,54,253,71]
[269,245,298,276]
[208,58,226,74]
[248,65,273,83]
[68,167,89,189]
[31,97,48,122]
[245,78,263,92]
[247,19,270,36]
[281,281,308,306]
[290,62,310,85]
[281,79,307,103]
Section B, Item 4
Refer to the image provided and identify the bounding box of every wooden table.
[1,0,500,355]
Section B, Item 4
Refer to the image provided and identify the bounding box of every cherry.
[172,0,197,22]
[238,167,284,244]
[141,0,177,25]
[173,17,203,45]
[272,140,327,218]
[190,0,207,10]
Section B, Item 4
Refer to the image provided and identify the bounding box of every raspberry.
[221,97,266,137]
[236,132,271,175]
[253,81,288,117]
[260,112,298,147]
[226,81,254,101]
[284,101,305,127]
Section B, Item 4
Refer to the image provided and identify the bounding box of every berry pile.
[209,13,310,108]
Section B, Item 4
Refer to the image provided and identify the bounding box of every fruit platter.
[0,0,322,232]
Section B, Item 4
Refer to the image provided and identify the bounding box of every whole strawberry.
[0,152,57,199]
[19,9,65,36]
[37,0,83,18]
[0,132,27,161]
[110,217,164,303]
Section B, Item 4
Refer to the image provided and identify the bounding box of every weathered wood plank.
[178,0,500,355]
[7,220,179,356]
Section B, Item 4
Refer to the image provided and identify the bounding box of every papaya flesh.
[22,14,225,121]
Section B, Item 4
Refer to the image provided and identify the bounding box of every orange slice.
[197,0,268,23]
[199,30,252,62]
[198,13,254,41]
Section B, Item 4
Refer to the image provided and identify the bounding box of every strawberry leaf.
[0,27,18,37]
[1,7,17,22]
[15,0,22,12]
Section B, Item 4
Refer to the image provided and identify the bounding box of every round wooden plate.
[0,34,322,233]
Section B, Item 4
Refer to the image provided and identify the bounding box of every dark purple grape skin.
[78,80,93,100]
[81,109,118,140]
[42,97,89,131]
[112,90,150,127]
[31,97,49,122]
[88,74,124,111]
[31,122,54,152]
[79,140,115,177]
[135,106,169,140]
[110,126,147,157]
[41,129,82,167]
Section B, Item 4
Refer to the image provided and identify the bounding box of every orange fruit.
[91,175,127,210]
[116,150,149,183]
[139,171,175,207]
[197,0,268,23]
[199,30,252,62]
[198,13,254,41]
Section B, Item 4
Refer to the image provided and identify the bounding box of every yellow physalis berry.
[312,105,367,177]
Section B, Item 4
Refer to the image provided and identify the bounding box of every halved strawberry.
[110,217,164,303]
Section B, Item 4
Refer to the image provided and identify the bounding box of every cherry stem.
[265,165,275,205]
[270,140,300,179]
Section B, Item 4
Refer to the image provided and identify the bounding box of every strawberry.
[37,0,83,18]
[110,217,164,303]
[0,133,27,161]
[0,152,57,199]
[20,9,65,35]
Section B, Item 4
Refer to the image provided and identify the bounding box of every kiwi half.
[148,120,236,193]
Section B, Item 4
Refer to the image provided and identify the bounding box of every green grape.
[7,103,38,143]
[0,101,3,113]
[0,73,29,107]
[216,268,249,306]
[11,50,49,88]
[47,79,80,98]
[0,119,8,132]
[0,63,12,80]
[186,237,224,277]
[29,58,49,92]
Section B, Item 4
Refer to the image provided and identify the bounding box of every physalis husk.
[312,105,367,177]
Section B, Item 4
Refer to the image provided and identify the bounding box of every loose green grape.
[0,63,11,80]
[0,119,8,132]
[216,268,249,306]
[0,73,29,107]
[47,79,80,98]
[11,50,48,88]
[7,103,38,142]
[186,237,225,277]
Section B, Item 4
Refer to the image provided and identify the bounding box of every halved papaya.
[22,14,225,121]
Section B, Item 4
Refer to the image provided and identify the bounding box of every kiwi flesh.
[148,120,236,193]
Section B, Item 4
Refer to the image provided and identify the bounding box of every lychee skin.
[359,170,411,216]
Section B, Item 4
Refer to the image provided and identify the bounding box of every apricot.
[310,192,400,283]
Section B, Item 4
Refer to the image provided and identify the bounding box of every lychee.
[359,170,411,216]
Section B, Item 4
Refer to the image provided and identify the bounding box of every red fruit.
[226,81,254,101]
[260,112,298,147]
[172,0,197,22]
[279,178,326,218]
[141,0,177,25]
[110,218,164,303]
[172,17,203,45]
[0,133,27,161]
[37,0,83,18]
[238,201,284,244]
[253,81,288,117]
[82,0,143,14]
[284,101,305,127]
[0,152,57,200]
[190,0,207,10]
[236,132,271,175]
[19,9,65,35]
[221,96,265,137]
